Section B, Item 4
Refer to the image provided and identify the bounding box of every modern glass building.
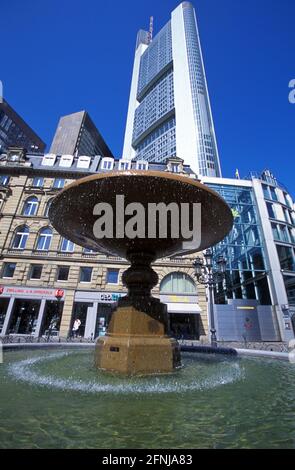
[203,171,295,342]
[0,99,45,154]
[205,182,271,305]
[50,111,113,158]
[123,1,221,177]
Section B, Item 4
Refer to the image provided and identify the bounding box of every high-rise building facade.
[0,99,45,154]
[123,1,221,177]
[50,111,113,158]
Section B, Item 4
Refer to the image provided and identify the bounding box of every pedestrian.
[72,318,81,338]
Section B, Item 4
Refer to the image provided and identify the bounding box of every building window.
[266,202,275,219]
[262,184,270,199]
[101,158,114,170]
[44,199,53,217]
[283,208,291,224]
[83,247,97,254]
[36,227,52,251]
[106,268,119,284]
[160,272,196,294]
[2,262,16,278]
[80,267,93,283]
[136,161,148,170]
[60,238,74,252]
[276,245,295,271]
[22,196,39,216]
[0,175,9,186]
[12,226,29,250]
[119,160,131,170]
[283,192,291,208]
[171,164,179,173]
[269,186,277,201]
[271,223,279,240]
[32,177,44,188]
[29,264,43,280]
[53,178,65,189]
[57,266,70,281]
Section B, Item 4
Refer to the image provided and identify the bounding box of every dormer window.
[77,156,91,169]
[171,164,179,173]
[119,160,131,171]
[42,154,56,166]
[136,161,148,170]
[101,158,114,170]
[59,155,73,168]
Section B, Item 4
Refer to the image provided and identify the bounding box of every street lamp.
[193,248,226,348]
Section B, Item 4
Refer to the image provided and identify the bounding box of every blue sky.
[1,0,295,194]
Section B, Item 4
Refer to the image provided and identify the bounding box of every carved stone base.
[95,306,181,376]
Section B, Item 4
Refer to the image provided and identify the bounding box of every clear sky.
[1,0,295,194]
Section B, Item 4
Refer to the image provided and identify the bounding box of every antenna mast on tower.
[148,16,154,43]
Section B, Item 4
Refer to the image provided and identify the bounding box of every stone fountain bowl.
[48,170,233,258]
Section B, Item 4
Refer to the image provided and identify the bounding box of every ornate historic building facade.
[0,148,208,341]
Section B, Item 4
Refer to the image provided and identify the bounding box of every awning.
[165,303,201,314]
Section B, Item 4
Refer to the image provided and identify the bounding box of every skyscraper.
[123,1,221,177]
[0,99,45,154]
[50,110,113,158]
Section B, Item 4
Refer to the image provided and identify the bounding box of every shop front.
[160,294,202,340]
[0,286,65,337]
[72,291,125,339]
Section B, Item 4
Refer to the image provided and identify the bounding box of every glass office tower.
[123,1,221,177]
[0,99,45,154]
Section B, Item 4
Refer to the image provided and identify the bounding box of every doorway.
[0,298,9,333]
[170,313,199,340]
[9,299,41,334]
[40,300,64,337]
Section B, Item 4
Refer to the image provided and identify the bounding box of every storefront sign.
[0,286,63,298]
[97,293,123,302]
[74,291,125,303]
[160,295,198,304]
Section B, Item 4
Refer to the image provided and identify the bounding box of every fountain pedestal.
[95,252,181,375]
[95,306,181,375]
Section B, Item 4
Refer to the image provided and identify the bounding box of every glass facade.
[0,101,45,153]
[206,183,271,304]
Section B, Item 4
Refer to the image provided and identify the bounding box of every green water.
[0,347,295,449]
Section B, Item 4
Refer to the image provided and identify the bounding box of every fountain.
[49,170,233,375]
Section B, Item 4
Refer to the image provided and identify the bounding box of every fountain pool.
[1,347,295,449]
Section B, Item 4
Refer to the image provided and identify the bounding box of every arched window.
[22,196,39,216]
[36,227,52,251]
[12,225,29,250]
[44,199,53,217]
[60,237,74,252]
[160,272,196,294]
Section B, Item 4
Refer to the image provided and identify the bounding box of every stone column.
[34,298,46,337]
[59,290,75,338]
[84,302,98,339]
[1,297,15,335]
